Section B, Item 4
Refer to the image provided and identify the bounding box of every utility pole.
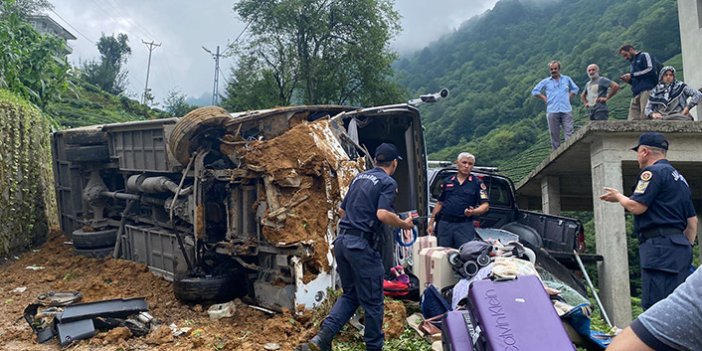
[203,45,231,105]
[142,40,161,105]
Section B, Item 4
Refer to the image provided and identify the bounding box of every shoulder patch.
[634,180,650,194]
[640,171,652,181]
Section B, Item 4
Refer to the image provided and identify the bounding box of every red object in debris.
[383,280,409,297]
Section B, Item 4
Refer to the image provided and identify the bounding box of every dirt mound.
[233,119,362,275]
[0,230,320,350]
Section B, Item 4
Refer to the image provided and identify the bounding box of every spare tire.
[72,228,117,249]
[173,270,246,303]
[168,106,232,166]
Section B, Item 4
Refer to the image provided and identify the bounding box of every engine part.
[82,171,108,207]
[164,196,191,223]
[127,175,192,195]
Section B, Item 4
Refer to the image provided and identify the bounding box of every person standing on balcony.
[532,60,579,149]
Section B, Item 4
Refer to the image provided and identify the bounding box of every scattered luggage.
[420,284,452,321]
[441,310,475,351]
[467,275,575,350]
[418,247,460,294]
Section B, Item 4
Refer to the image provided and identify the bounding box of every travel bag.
[417,247,459,294]
[441,310,475,351]
[467,275,575,351]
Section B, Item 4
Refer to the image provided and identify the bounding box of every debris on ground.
[384,300,407,339]
[0,229,371,350]
[207,300,236,320]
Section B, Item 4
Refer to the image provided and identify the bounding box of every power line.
[213,20,252,102]
[102,0,156,40]
[49,9,95,44]
[233,20,251,45]
[142,40,161,105]
[87,0,153,42]
[203,45,232,105]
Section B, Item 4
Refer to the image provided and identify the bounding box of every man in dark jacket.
[619,45,660,120]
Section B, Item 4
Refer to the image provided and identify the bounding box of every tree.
[222,0,404,110]
[221,55,290,112]
[0,0,53,18]
[82,33,131,95]
[0,8,70,111]
[163,90,196,117]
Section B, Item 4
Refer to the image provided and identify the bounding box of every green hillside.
[46,77,168,128]
[396,0,681,182]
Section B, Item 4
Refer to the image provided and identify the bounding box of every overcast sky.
[48,0,498,106]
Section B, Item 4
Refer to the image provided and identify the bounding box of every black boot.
[296,327,334,351]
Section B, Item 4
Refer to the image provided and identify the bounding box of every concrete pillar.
[541,176,561,215]
[590,138,632,327]
[678,0,702,121]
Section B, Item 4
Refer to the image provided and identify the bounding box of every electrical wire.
[102,0,156,41]
[49,9,95,44]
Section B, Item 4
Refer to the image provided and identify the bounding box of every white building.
[26,15,77,53]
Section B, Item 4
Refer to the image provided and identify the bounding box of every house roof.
[27,15,77,40]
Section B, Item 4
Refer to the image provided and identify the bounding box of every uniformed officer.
[428,152,490,248]
[298,143,414,351]
[600,132,697,309]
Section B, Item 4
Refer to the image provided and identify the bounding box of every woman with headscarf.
[644,66,702,120]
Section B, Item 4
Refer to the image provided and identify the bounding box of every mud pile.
[0,230,408,350]
[233,119,364,273]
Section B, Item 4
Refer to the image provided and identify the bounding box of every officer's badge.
[480,183,487,190]
[634,180,649,194]
[640,171,652,181]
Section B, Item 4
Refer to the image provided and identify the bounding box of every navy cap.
[374,143,403,162]
[631,132,669,151]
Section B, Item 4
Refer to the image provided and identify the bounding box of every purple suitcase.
[468,275,575,351]
[441,310,475,351]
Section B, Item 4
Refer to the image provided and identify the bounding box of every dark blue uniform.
[630,159,695,309]
[321,167,397,351]
[436,175,489,248]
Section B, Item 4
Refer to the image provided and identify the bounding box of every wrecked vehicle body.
[52,104,428,311]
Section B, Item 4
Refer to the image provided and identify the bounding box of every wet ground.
[0,230,407,351]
